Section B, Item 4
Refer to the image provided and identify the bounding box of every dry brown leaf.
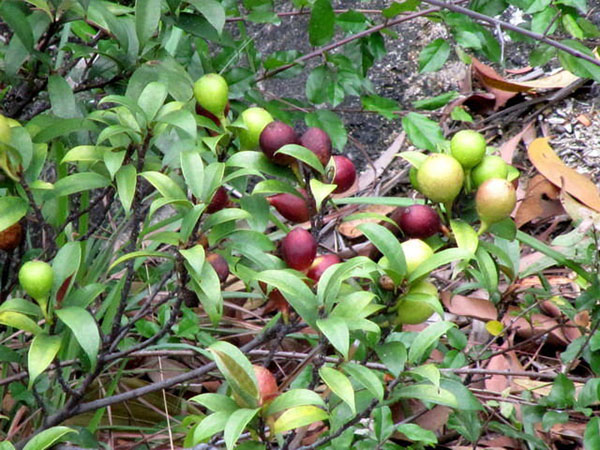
[499,121,534,163]
[576,114,591,127]
[485,354,511,393]
[560,188,600,226]
[504,307,581,346]
[472,58,532,93]
[528,138,600,212]
[441,291,497,321]
[516,70,580,89]
[337,204,396,238]
[515,174,564,228]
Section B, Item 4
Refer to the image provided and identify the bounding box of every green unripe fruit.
[238,107,274,150]
[193,73,229,117]
[19,260,54,301]
[416,154,464,204]
[450,130,486,169]
[0,114,12,145]
[396,280,438,325]
[400,239,434,274]
[471,155,508,187]
[409,166,420,192]
[475,178,516,225]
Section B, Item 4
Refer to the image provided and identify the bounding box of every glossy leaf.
[23,426,75,450]
[342,363,384,401]
[0,196,28,233]
[224,408,260,450]
[319,366,355,414]
[309,0,334,46]
[190,393,239,413]
[272,406,328,437]
[419,38,451,73]
[317,317,349,360]
[408,321,456,364]
[56,307,100,370]
[28,333,61,388]
[401,112,445,152]
[266,389,326,417]
[0,311,42,335]
[116,165,137,213]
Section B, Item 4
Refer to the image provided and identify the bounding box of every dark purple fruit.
[0,222,22,251]
[206,253,229,283]
[280,227,317,271]
[260,121,299,166]
[268,189,311,223]
[307,254,341,282]
[396,204,441,239]
[331,155,356,193]
[206,187,228,214]
[300,127,332,166]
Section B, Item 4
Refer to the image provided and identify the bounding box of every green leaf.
[62,145,109,164]
[180,245,205,278]
[0,298,41,317]
[224,408,260,450]
[188,0,226,34]
[202,208,251,230]
[309,0,334,46]
[266,389,326,416]
[408,248,472,283]
[419,38,451,73]
[383,0,422,17]
[408,363,440,388]
[319,366,355,414]
[48,75,78,118]
[361,95,399,120]
[193,411,228,444]
[557,40,600,83]
[342,363,384,401]
[450,106,473,122]
[157,109,197,139]
[227,151,293,179]
[408,321,456,364]
[585,417,600,449]
[190,393,242,413]
[55,307,100,370]
[256,270,319,327]
[209,341,259,409]
[23,426,76,450]
[109,250,174,271]
[450,220,478,254]
[542,373,575,409]
[116,165,137,213]
[394,384,458,408]
[28,334,62,388]
[358,223,406,283]
[273,405,328,434]
[305,110,347,151]
[138,81,168,121]
[397,151,428,169]
[396,423,437,446]
[180,150,204,200]
[375,341,406,377]
[276,144,325,174]
[412,91,460,110]
[309,178,336,210]
[135,0,161,47]
[53,172,111,197]
[401,112,445,151]
[0,1,34,52]
[0,196,28,232]
[140,171,187,200]
[0,311,42,335]
[317,317,349,360]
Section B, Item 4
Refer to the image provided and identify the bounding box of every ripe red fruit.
[300,127,332,166]
[0,222,22,251]
[267,189,311,223]
[280,227,317,271]
[260,121,299,166]
[206,253,229,283]
[396,205,441,239]
[206,186,228,213]
[307,254,341,282]
[253,365,278,406]
[331,155,356,193]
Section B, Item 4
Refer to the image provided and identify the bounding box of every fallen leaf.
[527,138,600,212]
[515,174,564,228]
[441,291,497,321]
[499,121,534,163]
[576,114,591,127]
[485,353,511,393]
[516,70,580,89]
[472,58,532,93]
[559,188,600,227]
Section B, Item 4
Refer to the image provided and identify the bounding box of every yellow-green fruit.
[416,153,464,204]
[396,280,438,324]
[0,114,12,145]
[238,107,274,150]
[475,178,516,224]
[193,73,229,117]
[471,155,508,187]
[450,129,486,169]
[409,166,420,192]
[19,260,54,301]
[400,238,433,274]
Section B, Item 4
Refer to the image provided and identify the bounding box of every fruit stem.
[464,168,472,193]
[477,220,490,236]
[443,201,453,224]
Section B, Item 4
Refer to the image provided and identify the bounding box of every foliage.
[0,0,600,448]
